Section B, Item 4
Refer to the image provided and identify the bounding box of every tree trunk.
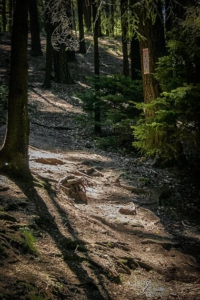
[110,0,114,37]
[130,37,141,80]
[71,1,76,30]
[53,44,73,84]
[29,0,43,57]
[93,1,99,76]
[77,0,86,54]
[98,12,103,37]
[2,0,7,31]
[0,0,31,178]
[105,0,109,36]
[121,0,129,77]
[130,0,141,80]
[66,0,76,61]
[8,0,14,32]
[43,2,53,89]
[92,0,101,134]
[83,0,91,32]
[137,1,165,103]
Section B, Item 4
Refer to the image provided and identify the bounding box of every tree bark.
[110,0,114,37]
[0,0,31,177]
[129,0,141,80]
[137,1,165,103]
[29,0,43,57]
[121,0,129,77]
[8,0,14,32]
[77,0,86,54]
[92,0,101,134]
[2,0,7,31]
[53,44,73,84]
[93,1,99,76]
[66,0,76,61]
[105,0,109,36]
[98,11,103,37]
[130,37,141,80]
[43,1,53,89]
[83,0,91,32]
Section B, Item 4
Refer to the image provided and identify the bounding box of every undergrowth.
[76,74,143,152]
[132,30,200,166]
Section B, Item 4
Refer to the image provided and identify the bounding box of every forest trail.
[0,33,200,299]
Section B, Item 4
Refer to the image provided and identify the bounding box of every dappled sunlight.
[64,150,113,163]
[29,87,83,115]
[1,26,200,300]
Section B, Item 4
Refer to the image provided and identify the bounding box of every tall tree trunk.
[66,0,76,61]
[98,11,103,37]
[8,0,14,32]
[29,0,43,57]
[53,44,73,84]
[130,0,141,79]
[0,0,31,177]
[2,0,7,31]
[105,0,109,36]
[43,1,53,89]
[121,0,129,77]
[93,1,99,76]
[137,1,165,104]
[130,37,141,80]
[110,0,114,37]
[83,0,91,32]
[92,0,101,134]
[71,0,76,30]
[77,0,86,54]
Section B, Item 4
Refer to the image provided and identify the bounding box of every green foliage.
[133,68,200,162]
[20,227,38,255]
[76,74,143,151]
[17,281,46,300]
[132,4,200,164]
[0,83,8,124]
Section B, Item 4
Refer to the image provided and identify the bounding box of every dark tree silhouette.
[29,0,43,57]
[92,0,101,134]
[0,0,31,178]
[77,0,86,54]
[43,0,53,89]
[121,0,129,76]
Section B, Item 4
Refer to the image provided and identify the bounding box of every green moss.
[19,227,38,255]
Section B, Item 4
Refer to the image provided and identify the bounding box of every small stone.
[118,202,137,215]
[122,221,129,225]
[156,287,165,292]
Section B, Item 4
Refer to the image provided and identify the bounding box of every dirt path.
[0,34,200,299]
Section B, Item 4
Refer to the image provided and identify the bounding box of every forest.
[0,0,200,299]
